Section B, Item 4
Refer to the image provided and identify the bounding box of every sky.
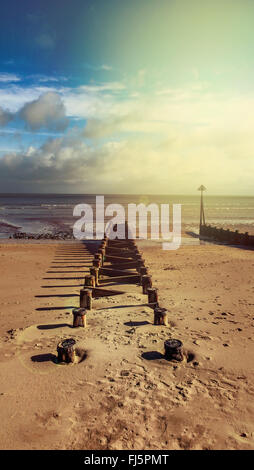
[0,0,254,194]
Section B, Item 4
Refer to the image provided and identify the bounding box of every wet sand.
[0,240,253,450]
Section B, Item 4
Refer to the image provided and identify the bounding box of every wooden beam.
[90,287,125,298]
[99,267,136,277]
[105,247,137,257]
[99,274,140,284]
[107,240,136,248]
[105,255,136,263]
[104,260,140,270]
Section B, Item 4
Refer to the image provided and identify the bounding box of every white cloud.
[0,85,58,112]
[101,64,113,71]
[83,63,113,72]
[28,75,67,83]
[19,92,69,131]
[78,82,126,93]
[0,106,13,126]
[84,116,130,138]
[0,73,20,83]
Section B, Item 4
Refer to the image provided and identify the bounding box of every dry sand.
[0,239,254,450]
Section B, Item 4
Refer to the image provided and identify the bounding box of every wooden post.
[93,259,101,268]
[244,232,249,245]
[94,253,103,267]
[80,288,93,310]
[57,338,76,363]
[139,266,148,276]
[233,229,240,244]
[141,275,152,294]
[90,267,99,285]
[164,339,183,361]
[140,266,148,284]
[147,287,158,307]
[198,185,206,235]
[98,248,105,263]
[72,308,87,328]
[137,260,145,272]
[154,307,168,325]
[84,275,95,287]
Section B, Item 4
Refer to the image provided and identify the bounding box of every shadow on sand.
[141,351,164,360]
[31,353,57,363]
[37,323,72,330]
[36,305,75,311]
[99,303,149,310]
[186,231,254,251]
[124,321,150,327]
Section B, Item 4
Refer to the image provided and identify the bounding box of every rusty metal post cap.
[72,308,86,316]
[164,339,182,349]
[154,307,167,313]
[61,338,76,348]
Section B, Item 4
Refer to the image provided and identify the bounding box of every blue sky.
[1,0,254,194]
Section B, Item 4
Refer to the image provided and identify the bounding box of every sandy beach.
[0,239,253,450]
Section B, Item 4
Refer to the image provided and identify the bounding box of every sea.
[0,193,253,240]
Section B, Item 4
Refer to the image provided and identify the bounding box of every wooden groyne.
[200,224,254,247]
[80,224,163,314]
[33,223,183,364]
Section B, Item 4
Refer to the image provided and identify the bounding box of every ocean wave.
[0,218,21,229]
[40,204,74,208]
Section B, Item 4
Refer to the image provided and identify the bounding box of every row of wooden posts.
[200,224,254,247]
[72,233,168,327]
[57,227,183,363]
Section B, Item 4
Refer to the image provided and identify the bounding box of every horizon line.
[0,192,253,198]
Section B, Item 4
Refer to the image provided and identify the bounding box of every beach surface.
[0,239,254,450]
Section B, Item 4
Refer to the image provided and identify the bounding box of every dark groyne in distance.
[200,224,254,248]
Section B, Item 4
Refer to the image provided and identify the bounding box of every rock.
[120,370,129,377]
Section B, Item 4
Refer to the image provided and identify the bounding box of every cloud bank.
[0,118,253,195]
[0,77,254,194]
